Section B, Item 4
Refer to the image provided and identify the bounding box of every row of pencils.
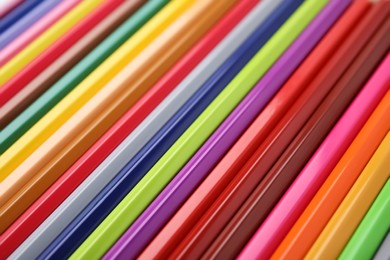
[0,0,389,259]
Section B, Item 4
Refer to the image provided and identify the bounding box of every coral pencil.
[340,179,390,260]
[240,52,390,260]
[0,0,80,66]
[306,132,390,259]
[206,15,389,259]
[0,0,128,108]
[0,0,103,85]
[273,89,390,259]
[0,0,144,128]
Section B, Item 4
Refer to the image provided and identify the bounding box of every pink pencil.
[239,52,390,260]
[0,0,80,66]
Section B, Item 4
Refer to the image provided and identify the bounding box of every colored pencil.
[0,0,191,181]
[0,0,168,205]
[6,0,263,257]
[0,0,256,256]
[240,52,390,260]
[38,0,292,258]
[374,232,390,260]
[272,88,390,259]
[0,0,42,34]
[5,0,236,246]
[0,0,130,109]
[204,14,389,259]
[134,0,328,258]
[0,1,387,259]
[0,0,61,50]
[18,1,237,259]
[142,0,374,258]
[0,1,177,228]
[1,0,104,149]
[76,0,310,257]
[0,0,103,85]
[340,179,390,260]
[0,0,144,128]
[0,0,80,66]
[0,0,146,235]
[167,1,349,259]
[68,1,290,258]
[0,0,167,155]
[306,132,390,259]
[4,0,235,228]
[0,0,256,255]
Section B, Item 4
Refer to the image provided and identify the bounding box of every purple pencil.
[103,0,351,259]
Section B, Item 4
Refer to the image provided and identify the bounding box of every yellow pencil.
[305,131,390,259]
[0,0,195,180]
